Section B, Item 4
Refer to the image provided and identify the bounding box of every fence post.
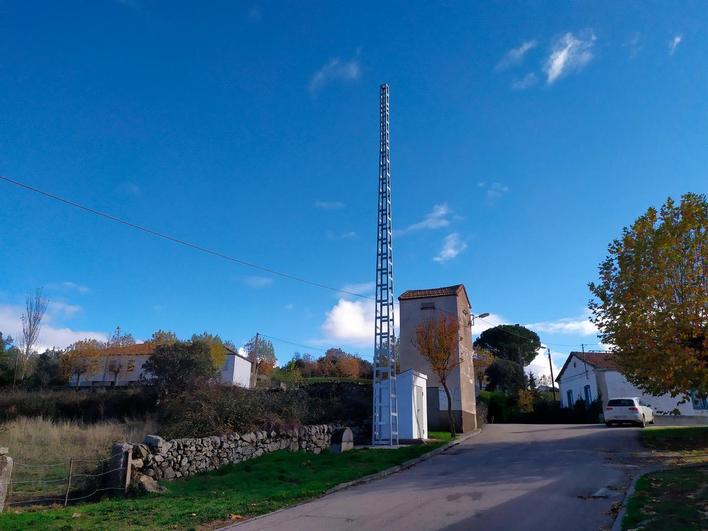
[64,458,74,507]
[110,443,133,494]
[0,447,13,513]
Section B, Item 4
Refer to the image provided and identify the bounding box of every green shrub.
[158,381,373,440]
[0,388,158,423]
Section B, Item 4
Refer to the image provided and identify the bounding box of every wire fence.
[3,449,128,508]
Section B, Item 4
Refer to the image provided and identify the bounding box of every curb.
[227,429,483,529]
[610,462,707,531]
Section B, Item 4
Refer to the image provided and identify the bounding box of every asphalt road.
[230,424,642,531]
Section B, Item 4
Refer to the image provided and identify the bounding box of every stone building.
[398,284,477,432]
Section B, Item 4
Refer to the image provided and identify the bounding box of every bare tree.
[14,288,48,387]
[414,315,462,437]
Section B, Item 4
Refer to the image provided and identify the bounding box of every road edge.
[226,428,483,529]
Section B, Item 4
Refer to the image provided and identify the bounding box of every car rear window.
[607,399,635,407]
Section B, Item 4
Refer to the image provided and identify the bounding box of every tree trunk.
[442,380,456,438]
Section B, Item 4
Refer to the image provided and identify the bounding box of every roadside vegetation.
[0,439,450,530]
[622,426,708,530]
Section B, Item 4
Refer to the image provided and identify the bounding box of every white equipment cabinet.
[397,369,428,441]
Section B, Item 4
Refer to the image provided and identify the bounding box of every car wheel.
[605,422,614,428]
[640,416,646,428]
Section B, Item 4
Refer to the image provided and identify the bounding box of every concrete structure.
[68,344,253,388]
[397,369,428,441]
[557,351,708,417]
[398,284,477,432]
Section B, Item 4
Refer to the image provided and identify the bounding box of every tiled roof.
[555,351,618,382]
[399,285,464,300]
[573,352,619,370]
[101,343,156,357]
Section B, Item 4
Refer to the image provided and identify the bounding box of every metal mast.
[372,83,398,446]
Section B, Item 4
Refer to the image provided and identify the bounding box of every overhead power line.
[1,175,605,352]
[0,175,373,301]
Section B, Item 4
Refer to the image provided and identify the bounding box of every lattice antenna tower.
[372,83,398,446]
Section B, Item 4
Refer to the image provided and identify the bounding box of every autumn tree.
[244,335,277,380]
[149,329,178,346]
[472,347,495,388]
[62,339,102,387]
[414,315,461,437]
[107,326,135,348]
[191,332,227,370]
[589,193,708,397]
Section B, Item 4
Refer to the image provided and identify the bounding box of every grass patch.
[641,426,708,452]
[428,431,455,443]
[640,426,708,464]
[0,417,157,500]
[622,467,708,531]
[0,442,444,530]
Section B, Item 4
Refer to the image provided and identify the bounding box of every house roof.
[398,284,471,308]
[555,351,618,382]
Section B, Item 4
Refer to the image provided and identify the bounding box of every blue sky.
[1,1,706,378]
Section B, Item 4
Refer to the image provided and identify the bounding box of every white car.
[604,397,655,428]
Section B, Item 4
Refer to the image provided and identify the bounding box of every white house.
[556,351,707,417]
[68,343,253,389]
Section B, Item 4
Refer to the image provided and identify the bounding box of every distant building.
[68,343,253,389]
[556,351,707,417]
[398,284,477,432]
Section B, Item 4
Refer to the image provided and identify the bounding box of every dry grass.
[0,416,158,502]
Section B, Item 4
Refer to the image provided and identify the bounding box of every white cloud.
[668,34,683,55]
[327,231,357,240]
[496,40,537,70]
[242,276,274,288]
[471,312,506,337]
[512,72,538,90]
[434,233,467,263]
[625,32,642,59]
[308,55,361,94]
[0,303,107,352]
[397,203,452,235]
[526,348,562,386]
[477,181,509,200]
[315,201,345,210]
[47,281,90,294]
[320,298,399,347]
[115,182,142,198]
[283,303,295,311]
[544,31,596,85]
[340,281,375,297]
[48,301,83,319]
[526,312,598,336]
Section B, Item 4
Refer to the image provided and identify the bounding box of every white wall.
[398,369,428,440]
[601,371,706,417]
[219,354,252,388]
[558,355,599,408]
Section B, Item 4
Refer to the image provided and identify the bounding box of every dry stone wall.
[130,425,333,481]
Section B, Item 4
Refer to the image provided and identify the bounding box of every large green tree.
[589,193,707,396]
[143,339,216,396]
[473,325,541,366]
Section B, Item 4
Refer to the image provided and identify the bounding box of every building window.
[691,391,708,410]
[420,302,435,310]
[584,385,592,404]
[126,360,136,373]
[566,389,574,407]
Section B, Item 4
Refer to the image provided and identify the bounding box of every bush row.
[479,390,603,424]
[0,388,158,423]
